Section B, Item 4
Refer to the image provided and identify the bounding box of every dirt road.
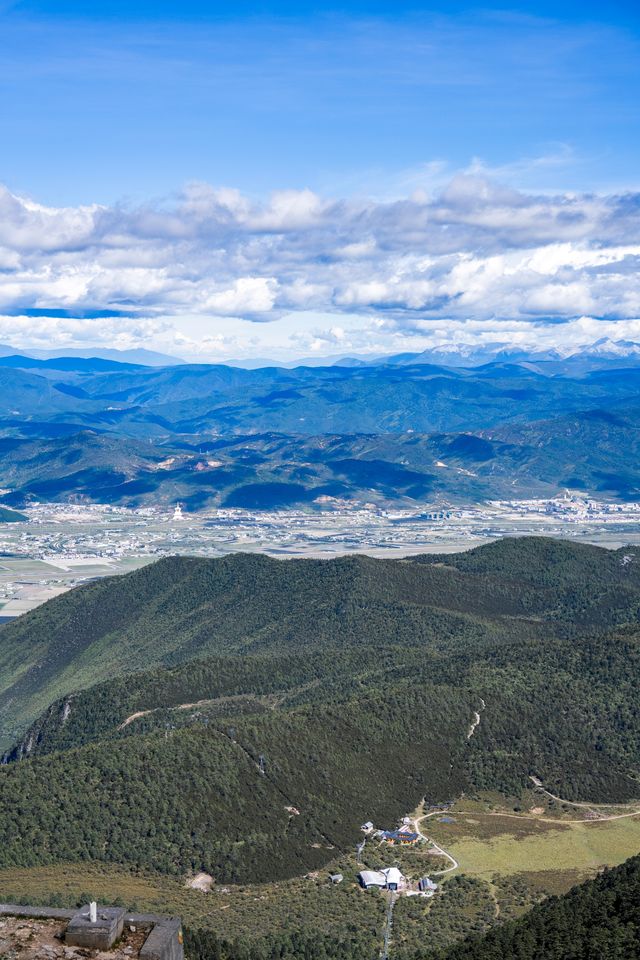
[410,809,459,875]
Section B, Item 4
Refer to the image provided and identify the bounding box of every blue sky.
[1,0,639,203]
[0,1,639,360]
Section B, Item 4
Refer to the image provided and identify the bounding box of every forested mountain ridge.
[3,537,640,743]
[3,408,640,510]
[12,616,640,801]
[3,354,640,509]
[0,549,525,740]
[0,682,471,881]
[0,537,638,890]
[3,359,634,435]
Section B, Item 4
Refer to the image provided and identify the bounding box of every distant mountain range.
[1,408,640,510]
[3,336,640,372]
[0,342,640,509]
[226,337,640,372]
[0,344,184,367]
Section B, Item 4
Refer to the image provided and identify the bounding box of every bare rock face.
[185,871,214,892]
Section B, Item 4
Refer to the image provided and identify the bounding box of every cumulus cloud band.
[0,176,639,356]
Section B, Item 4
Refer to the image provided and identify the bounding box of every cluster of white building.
[490,495,640,522]
[359,867,404,891]
[358,868,438,897]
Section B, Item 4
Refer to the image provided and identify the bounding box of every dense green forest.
[3,536,640,743]
[8,539,640,804]
[427,854,640,960]
[0,684,469,881]
[11,615,640,801]
[0,538,640,955]
[0,548,538,742]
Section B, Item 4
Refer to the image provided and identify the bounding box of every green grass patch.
[442,814,640,877]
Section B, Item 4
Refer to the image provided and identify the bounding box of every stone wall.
[139,918,184,960]
[0,903,75,920]
[0,903,184,960]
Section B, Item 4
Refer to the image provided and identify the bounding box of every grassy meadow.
[428,810,640,879]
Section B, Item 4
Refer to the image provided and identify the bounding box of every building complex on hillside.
[380,829,420,845]
[358,867,404,891]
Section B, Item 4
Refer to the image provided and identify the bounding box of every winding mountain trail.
[487,883,501,920]
[118,701,218,730]
[117,709,152,730]
[467,808,640,825]
[408,783,640,882]
[410,808,459,875]
[117,693,269,731]
[467,698,486,740]
[529,776,640,813]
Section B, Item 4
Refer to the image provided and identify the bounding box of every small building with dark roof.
[380,829,420,845]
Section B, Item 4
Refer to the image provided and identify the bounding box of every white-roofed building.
[358,867,406,891]
[358,870,387,889]
[381,867,403,891]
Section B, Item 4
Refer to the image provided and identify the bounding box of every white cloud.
[201,277,279,318]
[0,313,172,350]
[0,176,640,358]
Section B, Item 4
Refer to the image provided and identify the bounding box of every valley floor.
[4,499,640,619]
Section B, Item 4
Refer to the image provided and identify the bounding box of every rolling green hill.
[0,538,638,890]
[0,548,515,741]
[0,537,639,955]
[3,537,640,744]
